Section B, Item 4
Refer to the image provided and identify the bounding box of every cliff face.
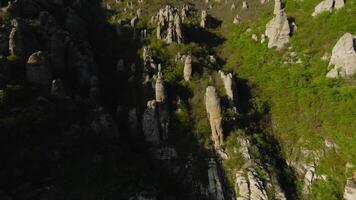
[0,0,356,199]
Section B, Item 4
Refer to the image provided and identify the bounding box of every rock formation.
[219,71,237,107]
[205,86,224,148]
[312,0,345,17]
[265,8,291,49]
[201,10,208,28]
[235,136,287,200]
[26,51,52,86]
[184,55,192,81]
[233,14,241,25]
[344,175,356,200]
[142,100,160,145]
[208,159,225,200]
[154,5,184,44]
[155,72,166,103]
[326,33,356,78]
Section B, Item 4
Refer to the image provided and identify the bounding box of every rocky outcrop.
[219,71,237,108]
[205,86,223,149]
[142,100,160,145]
[326,33,356,78]
[312,0,345,17]
[184,55,192,81]
[26,51,52,86]
[200,10,208,28]
[233,14,241,25]
[208,159,225,200]
[344,175,356,200]
[155,72,166,103]
[265,9,291,49]
[154,5,184,44]
[235,136,287,200]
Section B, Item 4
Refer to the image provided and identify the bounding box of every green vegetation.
[218,0,356,198]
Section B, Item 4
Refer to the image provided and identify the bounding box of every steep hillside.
[0,0,355,200]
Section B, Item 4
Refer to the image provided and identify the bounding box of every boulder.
[312,0,345,17]
[344,176,356,200]
[326,33,356,78]
[265,10,291,49]
[235,171,250,200]
[201,10,208,28]
[312,0,334,17]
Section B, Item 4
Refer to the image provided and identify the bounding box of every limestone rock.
[334,0,345,9]
[344,177,356,200]
[312,0,334,17]
[184,55,192,81]
[265,10,291,49]
[155,72,166,103]
[274,0,282,15]
[201,10,208,28]
[9,27,22,58]
[242,1,248,9]
[233,14,241,25]
[205,86,223,148]
[218,71,237,107]
[247,169,268,200]
[154,5,184,44]
[142,100,160,145]
[326,33,356,78]
[235,171,249,200]
[26,51,52,86]
[208,159,225,200]
[312,0,345,17]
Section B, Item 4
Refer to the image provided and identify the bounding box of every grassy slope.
[217,0,356,199]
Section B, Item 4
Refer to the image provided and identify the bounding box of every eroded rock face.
[205,86,223,148]
[184,55,192,81]
[142,100,160,145]
[219,71,237,106]
[265,9,291,49]
[208,159,225,200]
[155,72,166,103]
[312,0,345,17]
[326,33,356,78]
[154,5,184,44]
[26,51,52,86]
